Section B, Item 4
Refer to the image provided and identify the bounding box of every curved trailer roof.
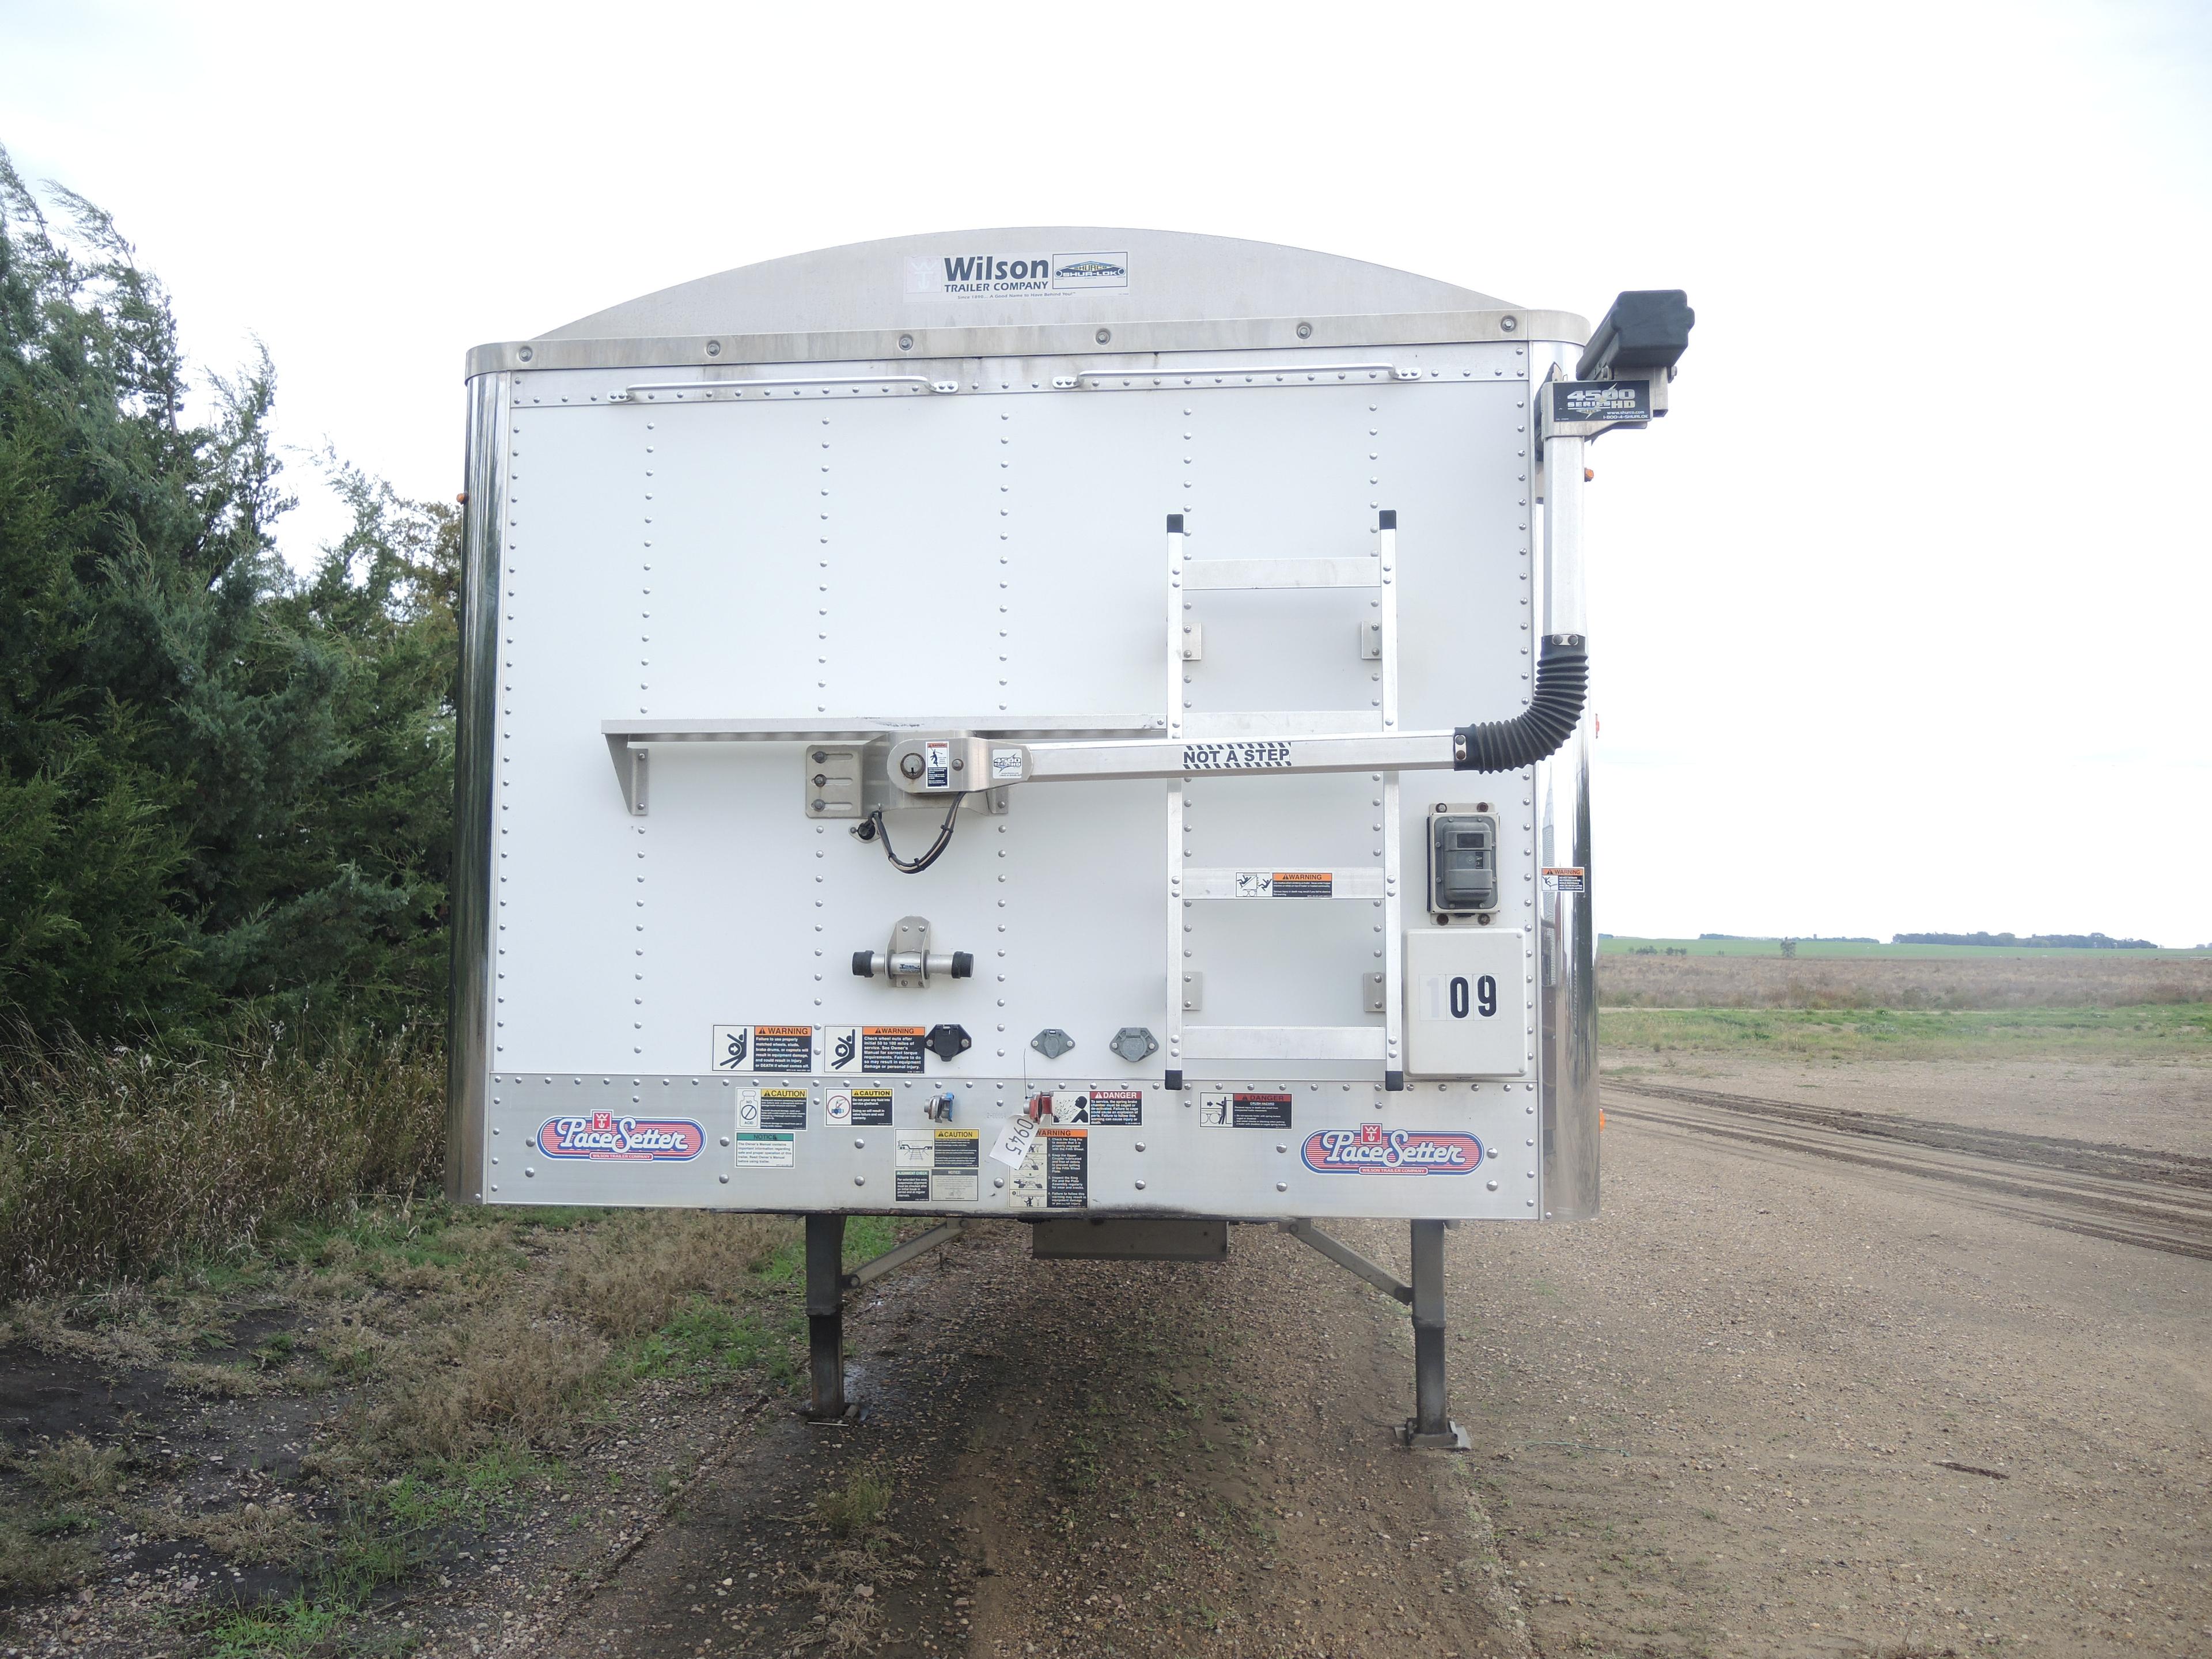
[465,228,1585,378]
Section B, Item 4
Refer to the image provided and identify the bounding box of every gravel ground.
[501,1225,1527,1659]
[1446,1070,2212,1656]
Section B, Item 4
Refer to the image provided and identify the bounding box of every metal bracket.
[1280,1221,1413,1304]
[1359,619,1384,660]
[1180,622,1203,662]
[1363,971,1387,1014]
[853,916,974,987]
[607,737,647,816]
[1181,972,1204,1013]
[1108,1027,1159,1063]
[840,1220,965,1291]
[804,746,864,819]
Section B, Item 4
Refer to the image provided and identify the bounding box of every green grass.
[1603,935,2209,960]
[759,1213,904,1286]
[1599,1002,2212,1059]
[813,1469,891,1538]
[622,1297,802,1388]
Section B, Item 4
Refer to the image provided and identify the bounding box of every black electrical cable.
[865,791,968,873]
[1452,634,1589,771]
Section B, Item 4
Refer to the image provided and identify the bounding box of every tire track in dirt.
[1604,1082,2212,1261]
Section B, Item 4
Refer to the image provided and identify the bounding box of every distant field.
[1598,950,2212,1010]
[1603,936,2209,960]
[1598,1003,2212,1060]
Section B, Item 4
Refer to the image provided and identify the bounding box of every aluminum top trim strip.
[466,309,1588,381]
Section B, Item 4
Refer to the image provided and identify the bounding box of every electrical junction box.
[1426,809,1500,916]
[445,229,1672,1230]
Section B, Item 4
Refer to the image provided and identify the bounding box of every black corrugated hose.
[1453,633,1588,771]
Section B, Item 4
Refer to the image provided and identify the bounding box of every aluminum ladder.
[1160,509,1407,1093]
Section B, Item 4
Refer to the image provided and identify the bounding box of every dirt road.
[422,1056,2212,1659]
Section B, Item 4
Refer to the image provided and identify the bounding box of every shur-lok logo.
[1301,1124,1483,1175]
[907,251,1128,297]
[537,1112,704,1162]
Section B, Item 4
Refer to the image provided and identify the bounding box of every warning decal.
[821,1026,926,1074]
[932,1129,980,1202]
[863,1028,926,1074]
[758,1089,808,1131]
[1270,871,1334,898]
[1541,867,1587,894]
[895,1130,978,1202]
[1198,1092,1292,1128]
[1045,1129,1088,1209]
[1234,1093,1293,1128]
[1085,1088,1142,1126]
[732,1132,795,1168]
[823,1028,861,1073]
[850,1088,893,1126]
[713,1025,815,1073]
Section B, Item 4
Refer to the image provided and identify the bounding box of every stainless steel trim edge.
[1537,416,1600,1221]
[464,309,1589,380]
[445,371,509,1204]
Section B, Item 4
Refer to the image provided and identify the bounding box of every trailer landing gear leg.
[806,1214,847,1421]
[1403,1219,1469,1450]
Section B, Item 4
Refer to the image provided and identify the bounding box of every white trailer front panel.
[450,230,1620,1228]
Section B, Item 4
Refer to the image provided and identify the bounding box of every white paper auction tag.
[989,1113,1038,1169]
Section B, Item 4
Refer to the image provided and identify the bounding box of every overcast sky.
[7,0,2209,945]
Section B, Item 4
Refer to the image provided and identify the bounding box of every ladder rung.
[1181,1025,1385,1061]
[1181,711,1382,740]
[1182,868,1385,900]
[1184,557,1381,591]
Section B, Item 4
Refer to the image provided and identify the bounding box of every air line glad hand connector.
[850,915,973,988]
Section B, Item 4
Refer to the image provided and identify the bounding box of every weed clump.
[363,1210,790,1463]
[815,1469,892,1539]
[0,1023,444,1291]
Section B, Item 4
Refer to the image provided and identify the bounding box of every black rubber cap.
[1385,1069,1405,1092]
[1166,513,1184,533]
[950,952,974,979]
[1576,290,1694,380]
[851,951,873,978]
[1163,1068,1183,1091]
[1378,509,1397,529]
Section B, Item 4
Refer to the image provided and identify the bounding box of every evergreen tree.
[0,148,454,1039]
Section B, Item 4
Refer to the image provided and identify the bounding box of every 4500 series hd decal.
[536,1113,704,1162]
[1301,1126,1483,1174]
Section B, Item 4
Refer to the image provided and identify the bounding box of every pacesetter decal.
[536,1112,704,1162]
[1301,1124,1483,1175]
